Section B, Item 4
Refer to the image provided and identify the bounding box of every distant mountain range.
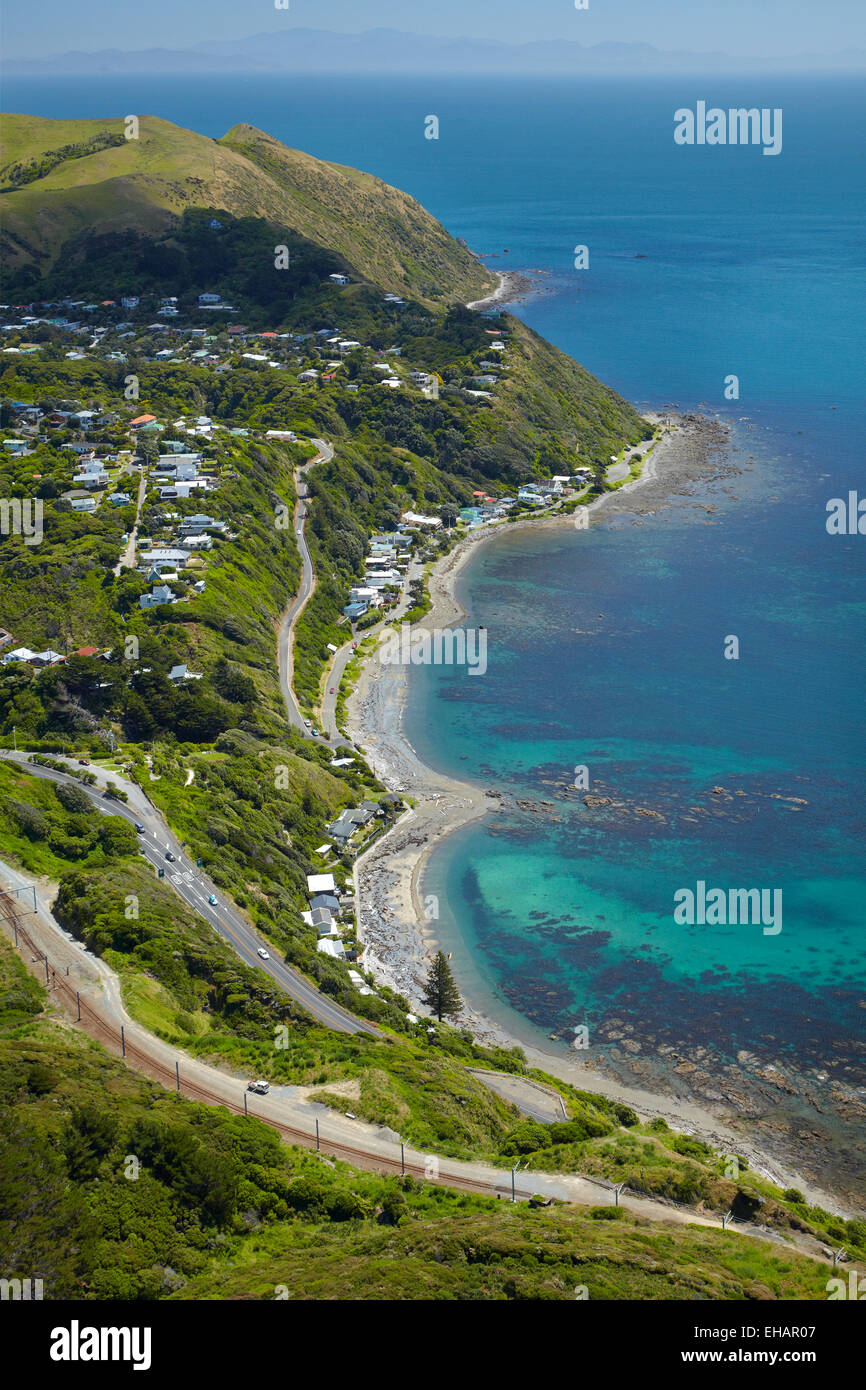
[6,27,865,75]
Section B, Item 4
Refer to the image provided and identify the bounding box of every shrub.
[500,1119,553,1156]
[54,781,92,815]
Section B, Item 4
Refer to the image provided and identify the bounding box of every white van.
[247,1080,269,1095]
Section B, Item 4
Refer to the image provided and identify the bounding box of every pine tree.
[422,951,462,1022]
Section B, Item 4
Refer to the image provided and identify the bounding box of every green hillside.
[0,936,844,1302]
[0,113,494,307]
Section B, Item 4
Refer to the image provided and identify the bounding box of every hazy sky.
[2,0,864,60]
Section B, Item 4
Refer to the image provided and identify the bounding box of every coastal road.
[2,864,839,1266]
[319,555,424,742]
[0,752,377,1037]
[277,437,334,739]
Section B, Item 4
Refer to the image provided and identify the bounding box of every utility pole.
[175,1060,180,1092]
[614,1182,626,1207]
[12,727,17,752]
[315,1118,320,1151]
[511,1166,517,1203]
[400,1143,405,1175]
[721,1209,734,1230]
[120,1025,126,1057]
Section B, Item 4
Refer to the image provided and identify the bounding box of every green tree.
[422,951,462,1022]
[54,781,92,815]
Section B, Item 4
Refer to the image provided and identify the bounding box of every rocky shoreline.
[346,415,864,1214]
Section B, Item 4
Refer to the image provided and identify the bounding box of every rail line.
[0,891,503,1198]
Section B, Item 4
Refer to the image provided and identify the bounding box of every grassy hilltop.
[0,114,494,308]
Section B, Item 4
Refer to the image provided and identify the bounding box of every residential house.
[139,584,175,609]
[178,514,224,535]
[306,873,337,895]
[139,548,189,568]
[309,893,341,916]
[74,467,109,489]
[312,908,336,936]
[167,664,202,682]
[316,938,345,959]
[70,497,97,512]
[3,647,64,667]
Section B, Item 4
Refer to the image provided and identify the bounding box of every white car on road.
[257,947,270,960]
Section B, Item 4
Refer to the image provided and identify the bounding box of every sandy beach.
[343,412,861,1209]
[347,414,724,1026]
[466,267,546,311]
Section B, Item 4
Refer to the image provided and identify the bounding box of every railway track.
[0,891,500,1198]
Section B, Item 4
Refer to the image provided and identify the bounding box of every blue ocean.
[7,73,865,1160]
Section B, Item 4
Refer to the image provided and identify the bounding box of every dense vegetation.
[0,937,852,1301]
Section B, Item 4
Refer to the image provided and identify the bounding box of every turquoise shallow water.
[406,424,866,1076]
[7,70,865,1087]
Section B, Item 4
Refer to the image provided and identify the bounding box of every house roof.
[306,873,336,894]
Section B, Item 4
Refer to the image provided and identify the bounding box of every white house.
[140,584,175,609]
[2,646,38,665]
[306,872,336,895]
[199,293,222,305]
[328,274,350,286]
[71,496,97,512]
[140,548,189,568]
[74,469,109,489]
[316,938,346,959]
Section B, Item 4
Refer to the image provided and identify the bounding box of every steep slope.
[0,114,494,307]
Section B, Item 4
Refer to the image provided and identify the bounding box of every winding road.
[2,856,835,1263]
[277,437,336,742]
[0,751,376,1037]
